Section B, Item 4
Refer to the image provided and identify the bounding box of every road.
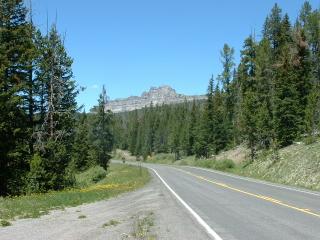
[129,161,320,240]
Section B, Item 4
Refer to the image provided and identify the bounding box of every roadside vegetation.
[102,219,120,228]
[171,141,320,191]
[116,138,320,192]
[236,140,320,191]
[0,164,150,224]
[131,212,156,240]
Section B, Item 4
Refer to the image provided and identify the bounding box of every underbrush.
[176,157,235,171]
[75,166,107,187]
[146,153,176,164]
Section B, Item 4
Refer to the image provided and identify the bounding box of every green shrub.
[75,166,107,187]
[190,158,234,171]
[154,153,175,161]
[215,159,235,170]
[195,159,215,169]
[147,153,176,164]
[304,136,316,145]
[102,219,120,227]
[26,154,47,193]
[0,220,11,227]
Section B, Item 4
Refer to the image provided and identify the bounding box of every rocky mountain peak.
[141,85,178,98]
[105,85,205,113]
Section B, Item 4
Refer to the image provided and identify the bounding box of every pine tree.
[212,81,229,153]
[21,4,39,158]
[217,44,235,148]
[90,86,114,170]
[299,1,312,29]
[143,103,156,158]
[187,99,198,155]
[128,110,139,154]
[305,82,320,142]
[238,36,259,160]
[263,3,283,57]
[298,3,320,139]
[274,46,300,147]
[255,38,273,149]
[193,110,209,158]
[272,14,304,147]
[32,24,78,191]
[0,0,31,195]
[72,112,90,171]
[293,28,312,133]
[206,76,215,154]
[231,69,242,146]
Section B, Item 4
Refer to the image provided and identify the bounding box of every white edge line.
[184,166,320,197]
[150,167,223,240]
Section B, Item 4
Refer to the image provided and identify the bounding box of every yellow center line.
[175,168,320,219]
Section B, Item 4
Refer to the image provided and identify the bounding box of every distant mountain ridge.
[105,85,206,113]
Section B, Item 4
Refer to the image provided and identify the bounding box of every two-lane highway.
[134,162,320,240]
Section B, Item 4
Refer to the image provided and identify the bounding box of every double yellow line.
[176,168,320,219]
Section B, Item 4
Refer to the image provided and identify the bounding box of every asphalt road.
[125,161,320,240]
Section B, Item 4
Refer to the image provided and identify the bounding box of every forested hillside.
[0,0,114,196]
[114,2,320,162]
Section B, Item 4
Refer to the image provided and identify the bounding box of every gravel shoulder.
[0,170,211,240]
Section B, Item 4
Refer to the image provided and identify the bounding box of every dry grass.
[215,145,249,164]
[102,219,120,227]
[237,141,320,190]
[113,149,137,161]
[131,211,156,240]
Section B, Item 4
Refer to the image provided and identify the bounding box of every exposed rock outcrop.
[105,85,206,113]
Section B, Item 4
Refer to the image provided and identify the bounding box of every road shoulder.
[0,170,211,240]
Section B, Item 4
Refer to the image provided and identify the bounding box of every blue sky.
[31,0,320,110]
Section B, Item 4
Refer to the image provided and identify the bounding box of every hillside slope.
[239,141,320,191]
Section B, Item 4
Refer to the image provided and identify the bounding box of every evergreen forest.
[0,0,114,195]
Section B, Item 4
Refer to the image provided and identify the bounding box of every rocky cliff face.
[105,85,206,113]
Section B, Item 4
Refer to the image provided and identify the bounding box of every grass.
[0,163,150,223]
[0,219,11,227]
[131,211,156,240]
[75,166,107,188]
[102,219,120,227]
[234,141,320,191]
[78,215,86,219]
[146,153,176,164]
[175,156,235,171]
